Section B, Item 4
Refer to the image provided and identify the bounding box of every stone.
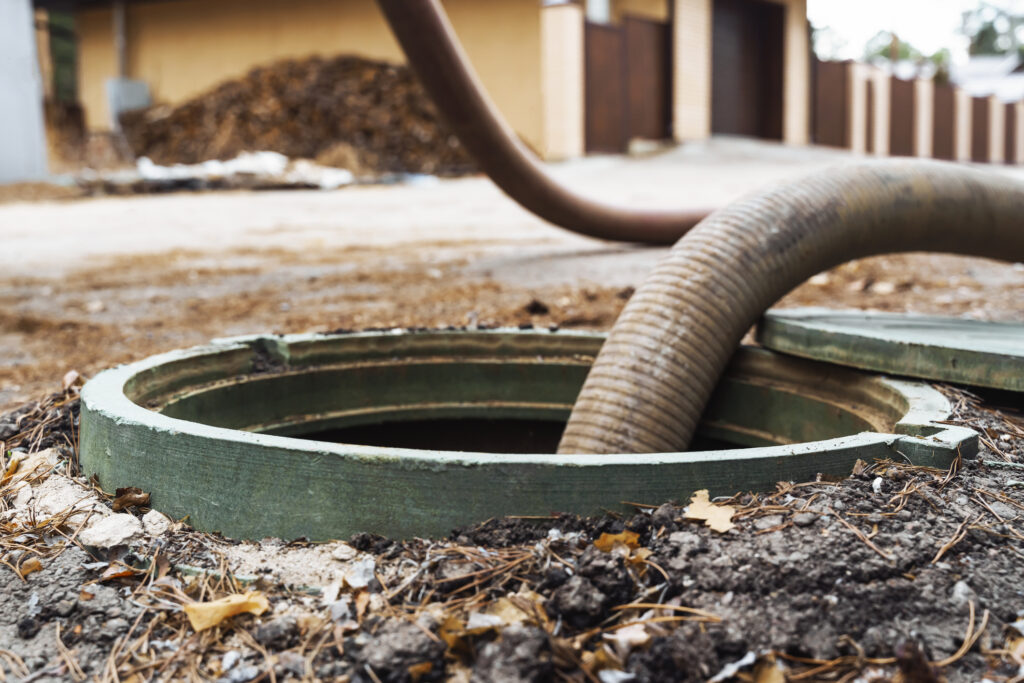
[331,543,357,561]
[252,616,298,648]
[793,512,817,527]
[78,513,143,548]
[142,509,172,536]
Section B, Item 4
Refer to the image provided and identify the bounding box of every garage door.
[711,0,784,140]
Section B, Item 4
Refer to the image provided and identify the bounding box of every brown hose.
[375,0,710,245]
[558,161,1024,454]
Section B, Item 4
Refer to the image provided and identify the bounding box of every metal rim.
[80,329,976,540]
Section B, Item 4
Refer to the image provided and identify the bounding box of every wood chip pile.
[118,55,474,176]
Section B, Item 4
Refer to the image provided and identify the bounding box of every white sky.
[807,0,1024,62]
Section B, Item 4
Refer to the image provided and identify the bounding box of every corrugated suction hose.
[558,162,1024,454]
[375,0,710,244]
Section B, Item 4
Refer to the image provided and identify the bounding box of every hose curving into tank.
[557,161,1024,454]
[375,0,710,245]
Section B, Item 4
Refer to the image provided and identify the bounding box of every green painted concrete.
[80,329,976,540]
[759,308,1024,392]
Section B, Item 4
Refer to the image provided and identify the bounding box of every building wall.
[77,0,544,152]
[541,3,584,159]
[612,0,670,22]
[1,0,48,183]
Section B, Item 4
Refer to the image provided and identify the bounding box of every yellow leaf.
[438,614,465,649]
[1008,635,1024,666]
[753,655,786,683]
[183,591,269,632]
[683,490,735,533]
[1,452,26,485]
[594,531,640,552]
[20,557,42,577]
[628,547,653,566]
[407,661,433,682]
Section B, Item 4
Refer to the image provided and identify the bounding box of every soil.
[2,142,1024,680]
[1,241,1022,413]
[1,382,1023,682]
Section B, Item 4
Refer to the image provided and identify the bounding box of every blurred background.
[1,0,1023,409]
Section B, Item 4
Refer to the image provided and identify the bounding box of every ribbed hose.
[558,161,1024,454]
[375,0,710,244]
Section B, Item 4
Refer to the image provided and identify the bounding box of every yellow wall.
[611,0,669,22]
[77,0,543,151]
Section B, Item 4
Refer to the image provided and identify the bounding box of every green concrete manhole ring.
[80,329,976,540]
[758,308,1024,392]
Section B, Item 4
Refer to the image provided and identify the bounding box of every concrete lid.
[758,308,1024,392]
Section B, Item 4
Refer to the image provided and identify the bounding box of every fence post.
[988,95,1004,164]
[914,78,933,158]
[954,88,972,162]
[871,67,890,156]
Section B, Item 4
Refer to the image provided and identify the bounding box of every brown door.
[585,22,628,153]
[624,16,671,141]
[1006,103,1017,164]
[933,83,955,160]
[813,59,849,148]
[889,77,915,156]
[711,0,784,139]
[972,97,989,162]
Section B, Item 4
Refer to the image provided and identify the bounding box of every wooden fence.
[812,58,1022,165]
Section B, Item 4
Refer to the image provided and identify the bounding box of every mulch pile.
[118,56,474,176]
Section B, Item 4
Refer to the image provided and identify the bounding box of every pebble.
[950,580,975,607]
[217,651,239,674]
[142,510,172,536]
[101,617,130,640]
[219,665,260,683]
[54,598,77,617]
[793,512,817,527]
[331,543,357,561]
[253,616,297,647]
[752,514,784,531]
[79,513,143,548]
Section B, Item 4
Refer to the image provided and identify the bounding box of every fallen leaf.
[627,547,653,567]
[438,614,465,649]
[753,655,786,683]
[112,487,150,511]
[184,591,270,632]
[1,451,26,484]
[683,490,736,533]
[99,564,137,582]
[407,661,433,682]
[62,370,81,392]
[851,459,869,476]
[79,589,95,601]
[1007,635,1024,666]
[20,557,43,577]
[594,531,640,552]
[603,622,650,659]
[354,590,371,622]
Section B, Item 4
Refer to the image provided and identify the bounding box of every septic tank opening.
[286,417,744,453]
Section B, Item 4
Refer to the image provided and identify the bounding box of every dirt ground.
[2,139,1024,681]
[1,139,1023,409]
